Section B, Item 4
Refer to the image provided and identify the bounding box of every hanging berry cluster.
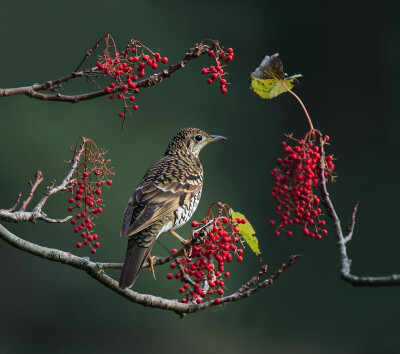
[94,35,169,122]
[166,204,246,304]
[269,133,335,239]
[201,43,234,94]
[67,137,114,254]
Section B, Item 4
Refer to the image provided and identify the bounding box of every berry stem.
[281,80,314,131]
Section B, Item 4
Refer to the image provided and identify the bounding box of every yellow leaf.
[249,53,302,99]
[231,209,261,257]
[250,74,302,99]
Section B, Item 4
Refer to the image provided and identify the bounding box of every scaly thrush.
[119,127,226,288]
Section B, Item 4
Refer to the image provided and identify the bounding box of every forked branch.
[318,136,400,286]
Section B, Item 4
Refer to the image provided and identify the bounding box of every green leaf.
[250,53,302,99]
[231,209,261,258]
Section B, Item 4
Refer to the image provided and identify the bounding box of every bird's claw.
[146,254,157,280]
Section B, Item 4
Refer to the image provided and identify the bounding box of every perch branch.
[318,136,400,286]
[0,222,299,316]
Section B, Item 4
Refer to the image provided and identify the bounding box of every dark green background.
[1,1,399,353]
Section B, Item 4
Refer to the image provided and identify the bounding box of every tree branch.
[0,221,299,316]
[318,136,400,286]
[0,39,216,104]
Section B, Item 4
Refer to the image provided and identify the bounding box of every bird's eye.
[195,134,203,142]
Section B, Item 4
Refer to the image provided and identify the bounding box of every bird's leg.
[169,230,192,257]
[146,253,156,280]
[169,229,189,244]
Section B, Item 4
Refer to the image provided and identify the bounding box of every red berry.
[206,79,213,84]
[95,189,101,195]
[171,248,178,254]
[91,249,96,254]
[107,180,113,185]
[170,263,176,269]
[119,112,125,118]
[224,272,230,278]
[68,207,73,212]
[76,242,82,248]
[104,87,111,93]
[191,221,198,227]
[129,96,135,101]
[237,256,243,262]
[94,242,100,248]
[201,68,208,75]
[133,104,139,110]
[161,57,168,64]
[215,298,221,304]
[208,50,215,57]
[167,273,173,280]
[110,83,116,88]
[269,220,275,226]
[221,88,228,94]
[321,229,328,235]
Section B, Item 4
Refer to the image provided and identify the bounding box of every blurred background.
[0,1,399,353]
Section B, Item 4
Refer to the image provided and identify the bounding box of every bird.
[119,127,226,289]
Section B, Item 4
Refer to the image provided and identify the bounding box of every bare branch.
[0,209,71,223]
[0,141,85,224]
[0,222,299,316]
[318,136,400,286]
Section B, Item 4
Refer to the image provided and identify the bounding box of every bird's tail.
[119,238,154,289]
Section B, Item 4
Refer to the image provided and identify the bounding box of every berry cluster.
[269,134,335,239]
[95,36,169,121]
[67,138,114,254]
[166,204,246,304]
[201,45,234,94]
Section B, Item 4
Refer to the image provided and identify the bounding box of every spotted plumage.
[119,127,226,288]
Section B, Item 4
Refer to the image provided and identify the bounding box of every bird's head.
[165,127,226,156]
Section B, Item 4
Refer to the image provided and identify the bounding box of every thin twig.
[7,193,22,212]
[19,171,43,212]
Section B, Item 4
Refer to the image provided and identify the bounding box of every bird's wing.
[120,156,203,237]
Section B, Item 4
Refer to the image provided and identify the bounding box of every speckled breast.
[172,190,202,229]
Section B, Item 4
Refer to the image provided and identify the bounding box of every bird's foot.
[146,254,157,280]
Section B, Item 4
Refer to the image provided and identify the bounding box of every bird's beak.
[210,135,227,142]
